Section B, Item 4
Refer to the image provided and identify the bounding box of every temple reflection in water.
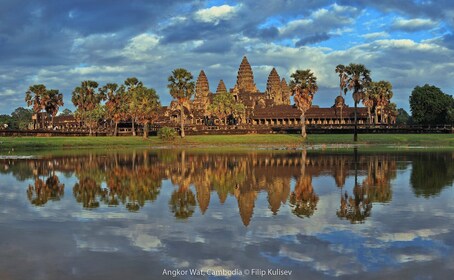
[1,150,453,226]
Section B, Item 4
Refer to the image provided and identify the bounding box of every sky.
[1,0,454,114]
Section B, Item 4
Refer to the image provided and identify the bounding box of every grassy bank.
[0,134,453,152]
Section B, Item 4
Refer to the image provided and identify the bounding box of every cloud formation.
[1,0,454,113]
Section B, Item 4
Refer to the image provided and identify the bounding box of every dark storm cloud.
[0,0,192,66]
[0,0,190,36]
[296,33,331,46]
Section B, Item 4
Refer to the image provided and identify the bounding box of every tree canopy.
[336,63,372,141]
[409,84,454,125]
[72,80,106,135]
[209,91,245,125]
[167,68,195,138]
[289,69,318,138]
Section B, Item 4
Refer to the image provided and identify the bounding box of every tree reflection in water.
[73,177,104,209]
[73,151,163,211]
[2,150,452,225]
[169,151,196,219]
[411,152,454,198]
[27,174,64,206]
[169,186,196,219]
[337,150,396,223]
[289,151,319,218]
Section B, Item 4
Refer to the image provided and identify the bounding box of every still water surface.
[0,150,453,279]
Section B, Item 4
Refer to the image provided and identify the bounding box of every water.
[0,150,453,280]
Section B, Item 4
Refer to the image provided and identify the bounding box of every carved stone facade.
[160,56,373,128]
[281,78,291,105]
[216,80,227,94]
[234,56,258,94]
[266,68,283,105]
[193,70,211,111]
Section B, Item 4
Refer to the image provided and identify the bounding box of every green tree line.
[8,66,452,138]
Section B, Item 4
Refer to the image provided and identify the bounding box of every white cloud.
[392,17,438,31]
[194,5,239,25]
[68,65,128,75]
[362,31,390,40]
[123,33,161,60]
[378,228,450,242]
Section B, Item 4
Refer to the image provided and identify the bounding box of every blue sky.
[1,0,454,114]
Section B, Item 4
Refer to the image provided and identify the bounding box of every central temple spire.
[236,56,258,93]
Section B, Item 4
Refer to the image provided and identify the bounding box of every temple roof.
[216,79,227,94]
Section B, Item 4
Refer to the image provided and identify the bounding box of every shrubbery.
[158,127,177,141]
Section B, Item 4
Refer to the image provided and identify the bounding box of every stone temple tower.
[281,78,291,105]
[235,56,258,93]
[193,70,210,110]
[266,68,283,105]
[216,79,227,94]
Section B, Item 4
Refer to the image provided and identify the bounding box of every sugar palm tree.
[362,91,374,124]
[104,83,127,136]
[72,80,105,136]
[289,69,318,139]
[337,64,371,141]
[44,89,64,128]
[368,81,393,124]
[385,102,398,124]
[125,77,143,136]
[25,84,48,129]
[167,68,195,138]
[135,86,161,138]
[335,65,347,121]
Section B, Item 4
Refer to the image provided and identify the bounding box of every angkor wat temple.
[159,56,380,132]
[30,56,394,134]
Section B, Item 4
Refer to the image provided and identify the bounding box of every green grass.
[0,134,453,153]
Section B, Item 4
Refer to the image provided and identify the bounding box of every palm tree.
[125,77,143,136]
[337,64,371,141]
[289,69,318,138]
[104,83,126,136]
[44,89,64,128]
[362,91,374,124]
[25,84,47,129]
[335,65,347,121]
[72,80,105,136]
[385,102,398,124]
[135,86,161,138]
[167,68,195,138]
[369,81,393,124]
